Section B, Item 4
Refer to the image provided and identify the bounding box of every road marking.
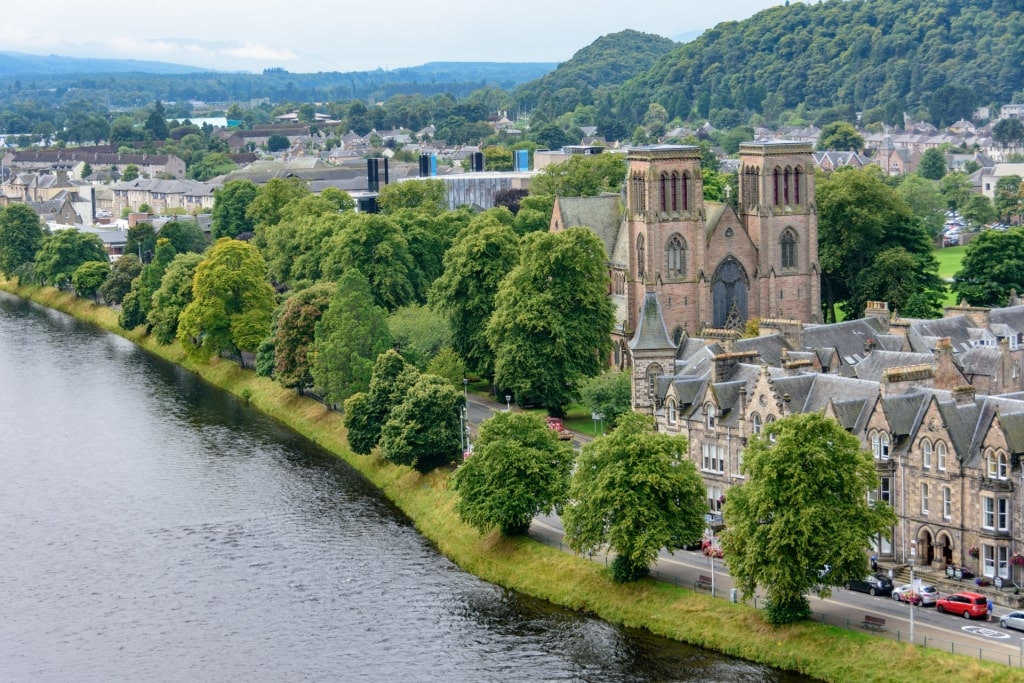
[962,625,1010,640]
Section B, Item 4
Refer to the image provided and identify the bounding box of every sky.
[1,1,788,73]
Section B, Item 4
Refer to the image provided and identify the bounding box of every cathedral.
[550,141,821,368]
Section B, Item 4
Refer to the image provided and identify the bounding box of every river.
[0,291,809,682]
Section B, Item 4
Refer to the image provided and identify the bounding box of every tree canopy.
[34,228,108,288]
[952,228,1024,307]
[0,203,45,279]
[147,252,204,345]
[487,227,615,414]
[562,412,705,582]
[530,153,627,197]
[378,373,463,472]
[211,179,258,240]
[271,282,335,391]
[721,412,896,624]
[176,237,276,363]
[452,411,574,536]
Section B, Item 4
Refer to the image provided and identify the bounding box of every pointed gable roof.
[629,291,674,351]
[551,194,623,260]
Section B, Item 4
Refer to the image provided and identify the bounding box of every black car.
[845,574,894,596]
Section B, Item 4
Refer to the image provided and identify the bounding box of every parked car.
[892,583,938,605]
[845,574,893,596]
[1000,611,1024,631]
[546,417,573,440]
[936,591,988,619]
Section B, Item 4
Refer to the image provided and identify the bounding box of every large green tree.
[487,227,614,414]
[816,121,863,152]
[271,282,335,391]
[817,167,943,321]
[34,228,108,288]
[124,222,157,263]
[721,412,896,625]
[246,177,310,239]
[951,228,1024,307]
[452,412,574,536]
[119,238,177,330]
[343,350,418,455]
[994,176,1023,223]
[430,221,520,380]
[530,153,627,197]
[98,253,142,305]
[211,179,258,239]
[310,269,393,406]
[71,260,110,300]
[387,303,452,370]
[0,203,45,279]
[578,369,632,429]
[896,174,946,237]
[562,412,705,583]
[376,178,447,215]
[176,237,276,364]
[917,148,947,181]
[147,252,204,345]
[379,373,463,472]
[322,213,416,311]
[158,219,208,255]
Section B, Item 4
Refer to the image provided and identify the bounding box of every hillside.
[611,0,1024,128]
[0,51,212,76]
[513,30,677,116]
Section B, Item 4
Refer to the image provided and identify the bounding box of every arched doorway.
[916,528,934,566]
[711,257,749,329]
[936,531,954,568]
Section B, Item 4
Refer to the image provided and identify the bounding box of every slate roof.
[853,351,936,381]
[552,195,623,260]
[733,334,792,367]
[629,292,674,351]
[802,318,888,364]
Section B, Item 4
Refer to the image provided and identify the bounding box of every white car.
[892,583,938,605]
[1001,611,1024,631]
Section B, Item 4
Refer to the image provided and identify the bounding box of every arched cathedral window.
[780,230,796,269]
[636,234,645,278]
[666,234,687,278]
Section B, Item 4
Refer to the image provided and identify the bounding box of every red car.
[936,591,989,619]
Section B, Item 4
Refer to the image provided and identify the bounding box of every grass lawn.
[934,245,966,308]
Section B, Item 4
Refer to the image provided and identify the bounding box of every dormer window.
[705,404,716,429]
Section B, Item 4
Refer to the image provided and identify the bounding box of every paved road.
[465,393,1024,665]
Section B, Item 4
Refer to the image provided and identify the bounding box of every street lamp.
[505,394,512,412]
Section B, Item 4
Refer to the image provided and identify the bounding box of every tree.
[119,238,177,330]
[143,100,169,140]
[81,161,93,179]
[530,154,627,197]
[952,229,1024,307]
[379,373,463,472]
[124,222,157,262]
[376,179,447,215]
[246,177,310,236]
[938,172,974,212]
[487,227,614,414]
[563,412,705,583]
[0,203,45,280]
[147,252,204,345]
[817,167,942,322]
[176,237,276,364]
[157,219,207,255]
[578,370,632,428]
[430,221,520,380]
[993,118,1024,152]
[309,269,393,406]
[71,260,110,300]
[386,304,452,370]
[961,194,997,228]
[994,176,1023,223]
[424,346,466,387]
[854,246,944,318]
[271,282,335,391]
[34,228,108,288]
[896,175,945,237]
[98,253,142,305]
[266,134,289,152]
[816,121,863,152]
[188,152,236,181]
[917,148,947,181]
[452,412,574,535]
[121,164,140,182]
[721,412,896,625]
[211,179,258,239]
[321,213,416,311]
[343,350,417,455]
[512,195,556,236]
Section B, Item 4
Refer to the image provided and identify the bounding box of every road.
[465,393,1024,665]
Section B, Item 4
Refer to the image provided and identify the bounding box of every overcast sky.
[2,1,788,73]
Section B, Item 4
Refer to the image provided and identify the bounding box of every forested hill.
[613,0,1024,128]
[514,30,677,116]
[0,52,212,76]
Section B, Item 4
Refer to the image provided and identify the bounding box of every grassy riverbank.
[5,280,1023,683]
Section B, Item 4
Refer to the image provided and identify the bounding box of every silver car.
[1001,611,1024,631]
[892,583,938,605]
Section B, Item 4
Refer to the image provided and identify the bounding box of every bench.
[694,575,713,590]
[861,615,886,632]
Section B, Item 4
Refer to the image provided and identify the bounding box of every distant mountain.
[616,0,1024,128]
[513,30,677,115]
[0,51,213,76]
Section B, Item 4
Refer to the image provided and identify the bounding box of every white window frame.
[998,497,1009,531]
[943,486,951,520]
[921,483,929,515]
[701,443,725,474]
[983,497,995,529]
[999,546,1010,579]
[752,413,762,435]
[937,441,947,471]
[922,439,931,469]
[984,544,996,578]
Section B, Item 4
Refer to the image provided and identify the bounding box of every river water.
[0,292,809,682]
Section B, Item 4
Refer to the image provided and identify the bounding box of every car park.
[892,583,938,605]
[1001,611,1024,631]
[845,574,893,596]
[936,591,988,619]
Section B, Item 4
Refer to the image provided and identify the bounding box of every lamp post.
[505,394,511,412]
